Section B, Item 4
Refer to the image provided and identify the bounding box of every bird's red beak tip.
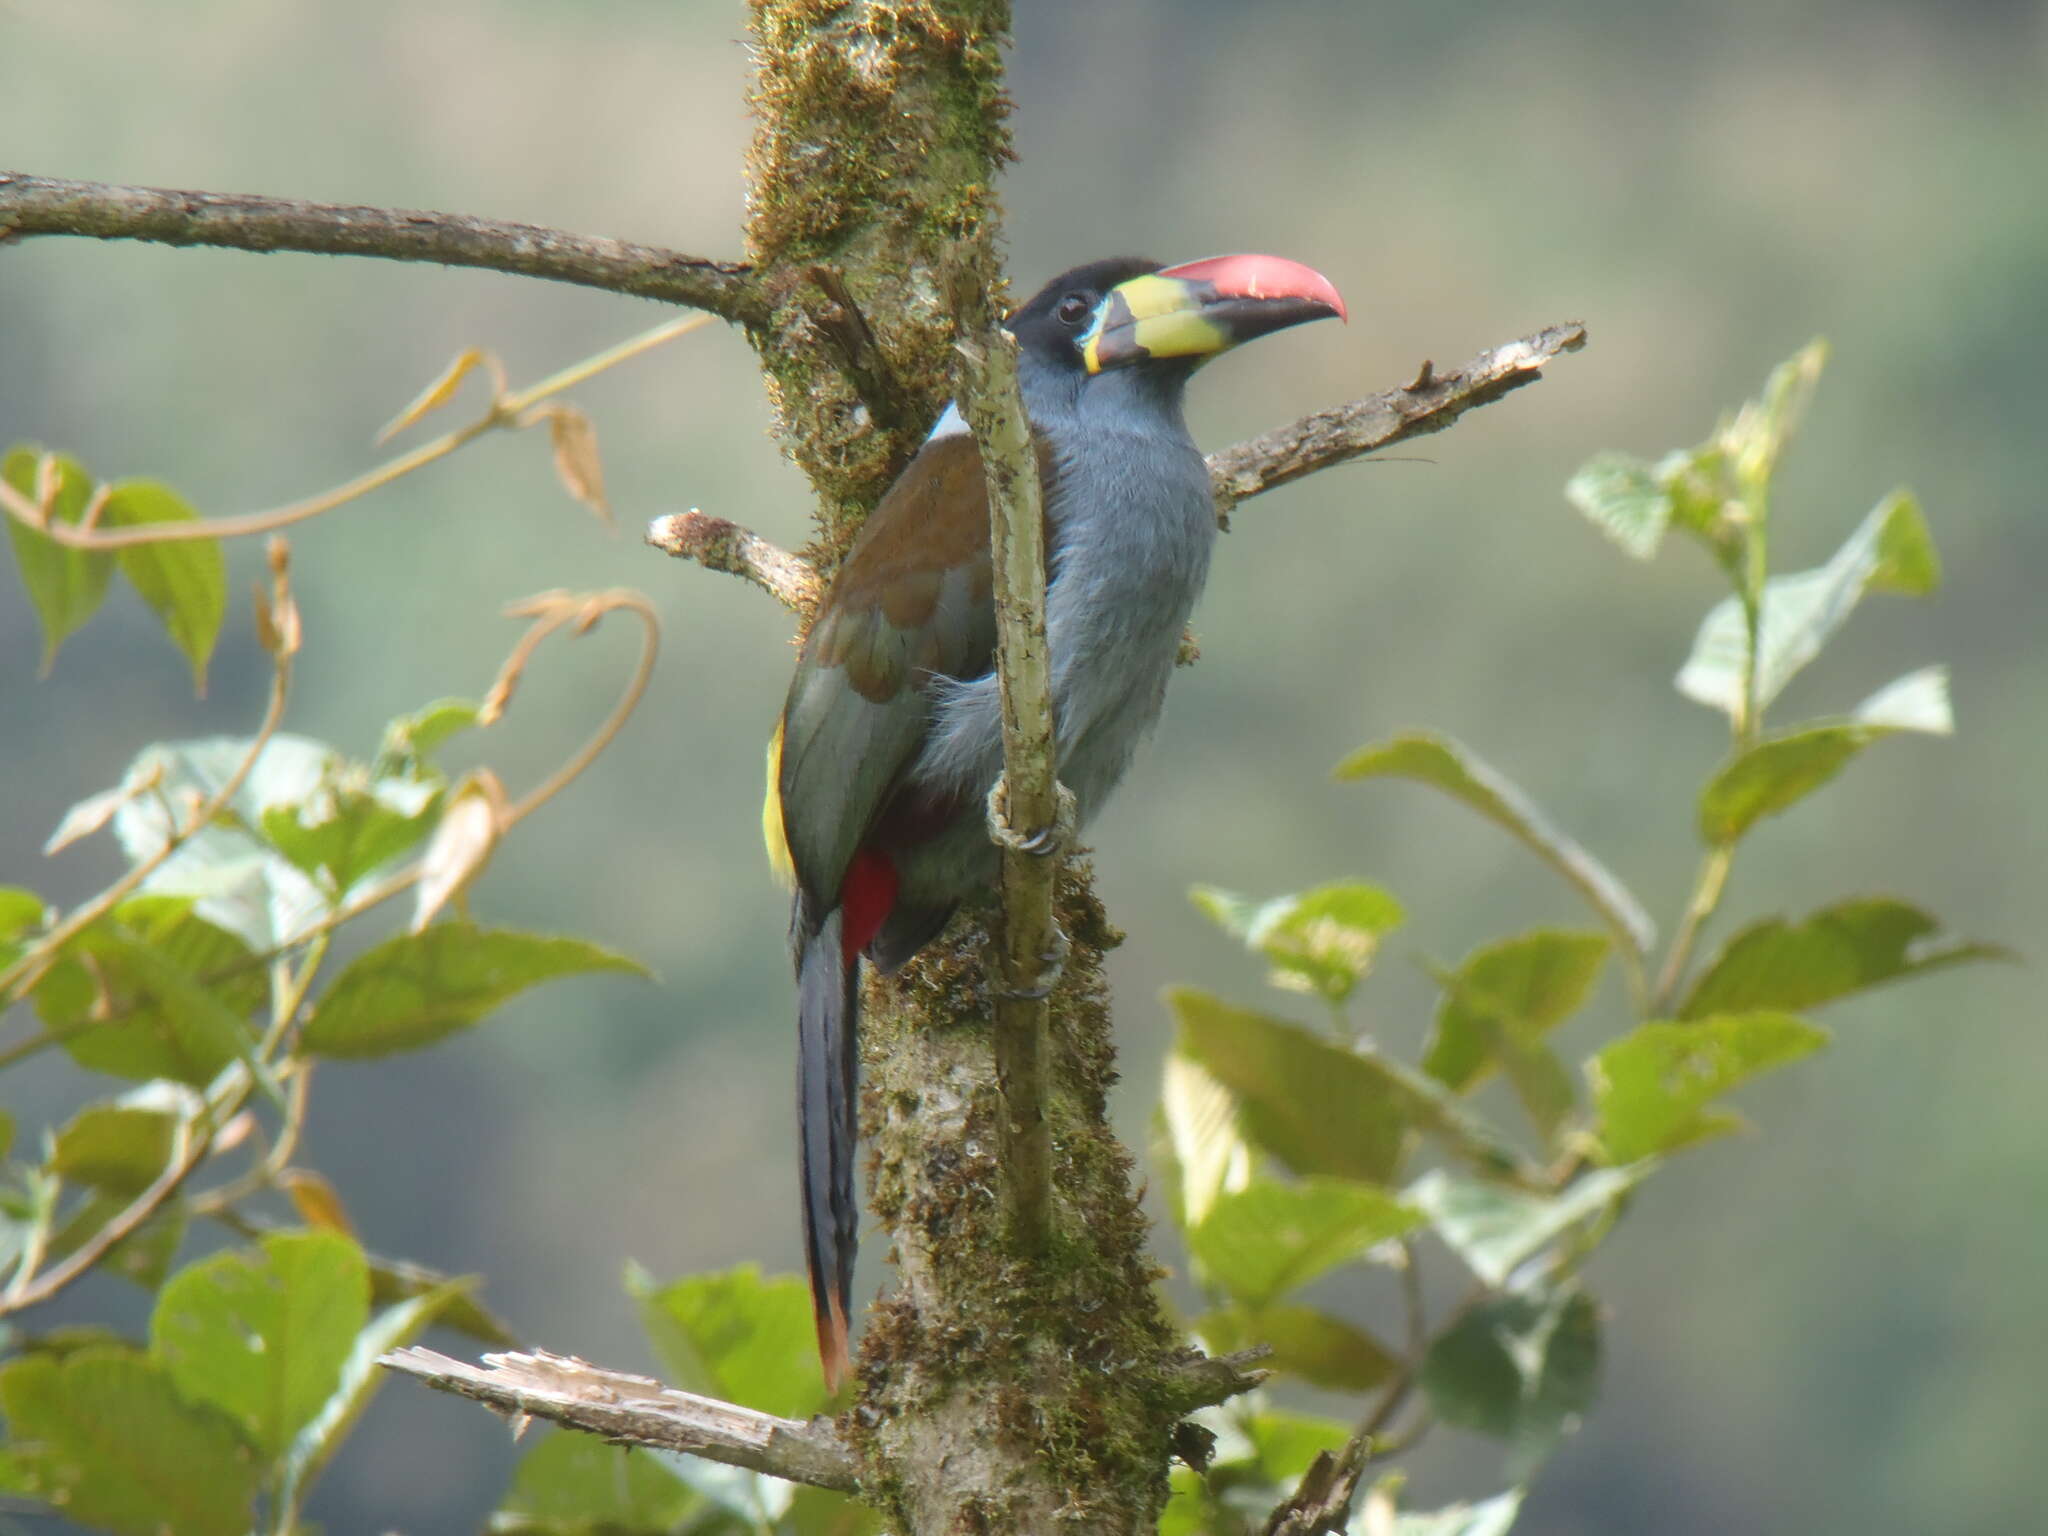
[1154,252,1347,324]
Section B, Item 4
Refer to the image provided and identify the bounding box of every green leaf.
[1855,665,1953,734]
[281,1278,476,1513]
[1239,1409,1351,1484]
[1421,1288,1598,1478]
[1390,1489,1525,1536]
[1565,451,1670,560]
[1197,1304,1398,1392]
[626,1263,826,1420]
[41,899,264,1084]
[1405,1166,1650,1288]
[151,1231,370,1456]
[1697,725,1885,844]
[50,1103,179,1195]
[3,445,114,673]
[1680,898,2009,1019]
[0,1348,257,1536]
[303,924,648,1059]
[1417,925,1605,1097]
[1676,489,1941,719]
[1589,1012,1829,1164]
[1170,989,1421,1183]
[496,1431,697,1534]
[100,481,226,695]
[1731,338,1829,488]
[0,887,47,943]
[47,1194,188,1289]
[377,697,482,769]
[1335,732,1654,958]
[1191,881,1405,1004]
[107,735,338,949]
[260,768,442,896]
[368,1254,518,1346]
[1158,1051,1251,1228]
[1187,1176,1422,1308]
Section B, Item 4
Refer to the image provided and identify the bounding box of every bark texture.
[741,7,1192,1531]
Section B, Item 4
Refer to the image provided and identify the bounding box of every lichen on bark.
[741,10,1193,1528]
[743,0,1015,559]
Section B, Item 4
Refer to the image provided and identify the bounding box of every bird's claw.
[995,921,1070,1001]
[986,777,1078,858]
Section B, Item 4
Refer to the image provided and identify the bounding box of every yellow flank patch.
[763,721,795,887]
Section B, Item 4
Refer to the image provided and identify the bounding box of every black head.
[1005,254,1346,379]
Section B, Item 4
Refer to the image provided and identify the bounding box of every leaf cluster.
[1151,343,2000,1534]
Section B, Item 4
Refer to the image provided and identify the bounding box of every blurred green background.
[3,2,2043,1531]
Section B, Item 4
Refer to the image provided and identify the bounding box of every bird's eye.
[1055,292,1094,328]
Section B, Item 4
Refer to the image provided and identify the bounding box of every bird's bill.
[1080,253,1346,374]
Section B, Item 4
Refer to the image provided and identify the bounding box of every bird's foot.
[994,921,1070,1001]
[986,777,1078,858]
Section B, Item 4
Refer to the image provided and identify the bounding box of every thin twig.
[0,173,767,325]
[949,255,1061,1255]
[1207,323,1589,518]
[378,1348,860,1493]
[644,512,821,611]
[0,314,713,551]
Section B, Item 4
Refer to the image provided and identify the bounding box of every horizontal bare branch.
[1207,322,1588,516]
[0,173,768,326]
[645,511,821,611]
[379,1347,860,1492]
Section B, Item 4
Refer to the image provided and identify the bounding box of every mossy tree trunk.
[740,6,1192,1532]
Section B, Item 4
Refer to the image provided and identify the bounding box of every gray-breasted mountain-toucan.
[763,254,1346,1386]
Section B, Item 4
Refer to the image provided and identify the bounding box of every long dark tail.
[795,901,859,1391]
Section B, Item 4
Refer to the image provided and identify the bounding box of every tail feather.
[796,902,859,1392]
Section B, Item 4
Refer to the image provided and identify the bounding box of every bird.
[762,254,1346,1387]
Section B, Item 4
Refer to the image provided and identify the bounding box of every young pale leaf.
[1425,930,1609,1100]
[1589,1012,1828,1164]
[1564,451,1671,560]
[151,1230,371,1457]
[100,481,227,695]
[627,1263,826,1420]
[108,735,337,950]
[1193,881,1406,1003]
[50,1104,179,1196]
[1675,489,1940,719]
[301,925,648,1059]
[411,770,507,931]
[378,697,483,769]
[496,1430,697,1534]
[1389,1489,1526,1536]
[1160,1050,1252,1228]
[281,1168,356,1236]
[1421,1288,1598,1479]
[0,1348,258,1536]
[280,1279,476,1513]
[1854,666,1953,734]
[3,445,114,673]
[1187,1176,1422,1309]
[1169,989,1424,1183]
[1197,1305,1399,1392]
[377,345,494,443]
[1405,1166,1649,1288]
[1680,898,2009,1019]
[1696,725,1886,845]
[1336,733,1654,958]
[544,403,611,523]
